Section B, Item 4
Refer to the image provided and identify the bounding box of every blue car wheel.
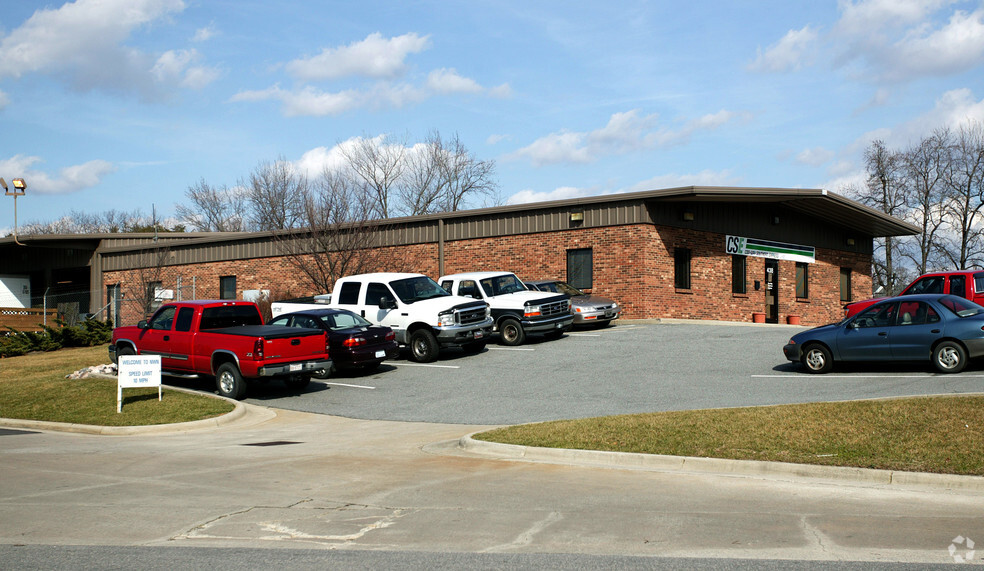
[933,341,967,374]
[802,344,833,374]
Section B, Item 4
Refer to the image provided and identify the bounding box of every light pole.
[1,177,26,246]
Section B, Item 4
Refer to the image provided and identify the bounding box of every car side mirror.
[137,320,149,329]
[378,296,398,310]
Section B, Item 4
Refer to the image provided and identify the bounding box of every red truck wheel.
[216,363,247,400]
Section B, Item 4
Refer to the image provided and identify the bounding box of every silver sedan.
[524,280,621,327]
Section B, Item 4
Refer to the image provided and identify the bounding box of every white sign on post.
[117,355,162,413]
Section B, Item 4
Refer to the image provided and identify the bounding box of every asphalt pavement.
[233,320,984,424]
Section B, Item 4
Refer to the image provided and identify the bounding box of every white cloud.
[151,49,219,89]
[508,109,742,167]
[236,32,508,116]
[427,68,484,94]
[622,170,741,193]
[834,0,951,39]
[192,26,215,42]
[506,186,591,205]
[795,147,836,167]
[0,154,115,195]
[748,26,819,72]
[285,32,430,81]
[230,85,362,116]
[233,72,506,117]
[755,2,984,84]
[0,89,8,109]
[879,8,984,81]
[505,169,742,205]
[0,0,221,98]
[892,88,984,141]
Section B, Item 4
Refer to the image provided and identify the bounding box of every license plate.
[375,350,386,358]
[474,331,484,339]
[289,363,302,372]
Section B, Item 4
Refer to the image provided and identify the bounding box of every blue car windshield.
[937,295,984,318]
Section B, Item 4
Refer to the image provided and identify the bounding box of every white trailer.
[0,275,31,308]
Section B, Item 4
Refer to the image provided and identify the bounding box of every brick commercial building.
[0,187,919,328]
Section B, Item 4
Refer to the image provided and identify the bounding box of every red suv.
[844,270,984,317]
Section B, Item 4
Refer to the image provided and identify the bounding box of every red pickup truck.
[109,300,332,400]
[844,270,984,317]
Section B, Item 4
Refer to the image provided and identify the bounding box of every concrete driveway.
[1,406,982,566]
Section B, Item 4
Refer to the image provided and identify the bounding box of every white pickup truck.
[438,271,573,346]
[327,273,493,362]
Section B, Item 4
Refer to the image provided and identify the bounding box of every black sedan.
[783,294,984,374]
[269,308,399,374]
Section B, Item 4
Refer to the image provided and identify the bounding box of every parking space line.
[488,347,535,351]
[391,362,461,369]
[751,374,938,379]
[324,382,376,389]
[567,333,601,337]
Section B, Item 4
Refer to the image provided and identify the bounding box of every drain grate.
[242,440,301,447]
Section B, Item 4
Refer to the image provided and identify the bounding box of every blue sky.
[2,0,984,231]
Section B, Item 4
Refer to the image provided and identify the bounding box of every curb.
[0,386,272,436]
[458,433,984,491]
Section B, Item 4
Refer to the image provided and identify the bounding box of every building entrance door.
[765,259,779,324]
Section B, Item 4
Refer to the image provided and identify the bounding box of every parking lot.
[229,320,984,425]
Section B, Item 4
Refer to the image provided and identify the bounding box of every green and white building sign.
[725,235,815,263]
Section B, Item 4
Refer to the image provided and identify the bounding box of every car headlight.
[437,311,456,327]
[524,304,542,318]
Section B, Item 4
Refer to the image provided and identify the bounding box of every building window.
[674,248,691,290]
[219,276,237,300]
[840,268,852,302]
[796,263,809,299]
[732,255,747,294]
[567,248,593,290]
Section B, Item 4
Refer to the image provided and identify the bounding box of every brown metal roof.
[0,186,919,255]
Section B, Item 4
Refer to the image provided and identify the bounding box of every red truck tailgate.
[210,325,327,363]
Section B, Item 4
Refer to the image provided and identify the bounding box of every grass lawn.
[0,344,233,426]
[475,396,984,476]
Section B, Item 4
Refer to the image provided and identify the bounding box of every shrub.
[0,319,112,358]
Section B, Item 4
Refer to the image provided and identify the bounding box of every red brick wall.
[104,223,870,326]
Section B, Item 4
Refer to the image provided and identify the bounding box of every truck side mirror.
[137,320,149,329]
[378,296,398,310]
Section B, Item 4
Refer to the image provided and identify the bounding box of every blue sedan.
[783,294,984,374]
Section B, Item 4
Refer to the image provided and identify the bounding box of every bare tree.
[396,131,499,216]
[342,135,406,219]
[117,246,172,320]
[19,209,183,235]
[243,157,307,230]
[901,129,951,274]
[176,178,248,231]
[855,140,911,294]
[433,132,499,212]
[938,121,984,269]
[273,169,410,293]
